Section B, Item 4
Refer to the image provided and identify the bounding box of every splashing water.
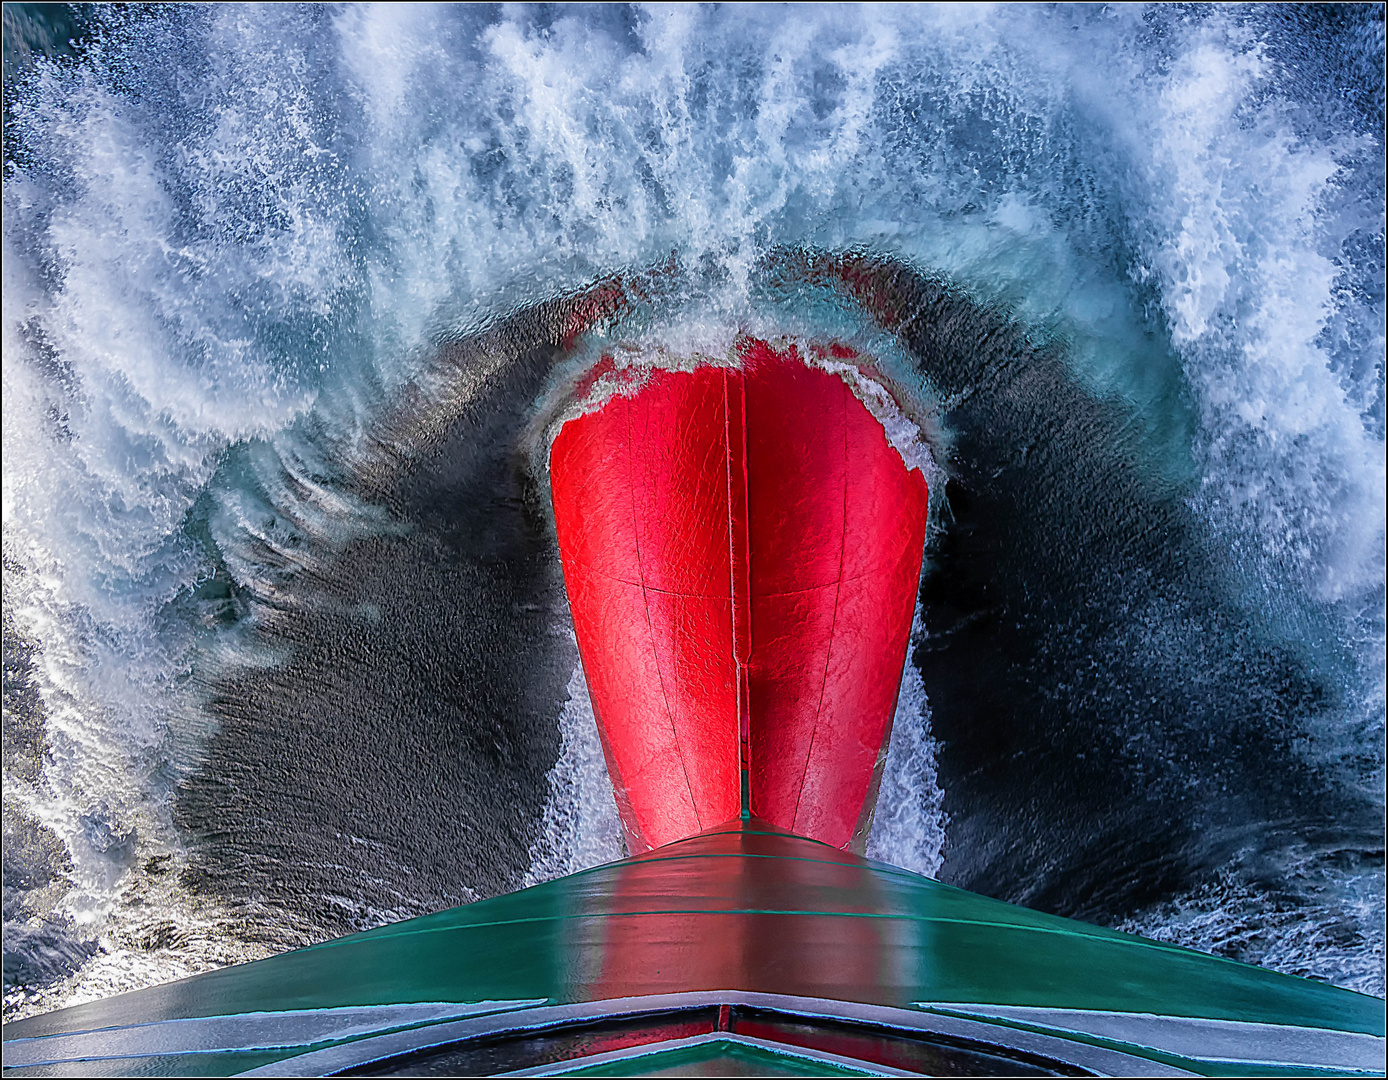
[3,4,1382,1017]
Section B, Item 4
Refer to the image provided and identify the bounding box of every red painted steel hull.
[550,339,928,851]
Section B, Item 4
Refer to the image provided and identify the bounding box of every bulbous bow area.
[549,337,928,852]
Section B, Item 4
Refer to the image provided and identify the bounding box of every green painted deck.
[3,819,1382,1077]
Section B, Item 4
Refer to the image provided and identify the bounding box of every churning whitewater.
[3,4,1383,1020]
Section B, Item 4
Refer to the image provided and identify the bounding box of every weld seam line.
[726,369,749,820]
[565,563,901,596]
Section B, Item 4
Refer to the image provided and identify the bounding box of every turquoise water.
[3,4,1382,1018]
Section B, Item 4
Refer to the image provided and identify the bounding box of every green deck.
[3,819,1382,1076]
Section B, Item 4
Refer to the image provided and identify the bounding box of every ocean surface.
[3,3,1383,1020]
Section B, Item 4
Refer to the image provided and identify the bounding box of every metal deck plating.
[4,821,1381,1076]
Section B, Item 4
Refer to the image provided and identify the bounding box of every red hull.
[550,340,928,851]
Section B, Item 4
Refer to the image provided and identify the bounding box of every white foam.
[1118,853,1387,998]
[866,602,947,879]
[522,652,624,887]
[1121,16,1385,610]
[529,329,947,502]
